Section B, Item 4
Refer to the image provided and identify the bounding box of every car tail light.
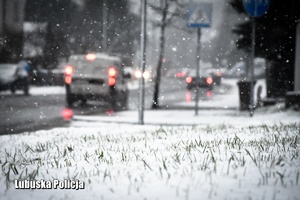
[206,77,213,85]
[186,91,191,102]
[108,66,118,86]
[108,66,117,77]
[217,71,222,77]
[207,90,212,97]
[65,65,74,84]
[65,65,74,75]
[134,69,142,79]
[86,53,96,61]
[186,76,193,84]
[108,77,116,86]
[65,76,72,84]
[177,72,186,78]
[62,108,73,120]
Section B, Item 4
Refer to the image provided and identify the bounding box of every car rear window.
[68,54,121,75]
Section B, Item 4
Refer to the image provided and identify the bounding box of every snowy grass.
[1,123,300,200]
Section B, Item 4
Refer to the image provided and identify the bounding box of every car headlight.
[143,71,151,80]
[134,70,142,79]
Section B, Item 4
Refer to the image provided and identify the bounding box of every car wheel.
[66,85,75,107]
[24,80,30,96]
[24,86,29,96]
[109,89,117,109]
[120,91,128,110]
[81,98,87,107]
[187,85,193,91]
[10,86,16,94]
[66,93,75,108]
[110,89,128,111]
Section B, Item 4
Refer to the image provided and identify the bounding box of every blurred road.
[0,78,230,135]
[128,78,229,110]
[0,94,65,135]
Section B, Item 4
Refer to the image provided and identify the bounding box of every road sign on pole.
[102,0,108,52]
[138,0,147,125]
[294,23,300,91]
[242,0,270,17]
[242,0,270,116]
[188,2,212,28]
[188,2,212,116]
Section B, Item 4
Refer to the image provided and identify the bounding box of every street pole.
[250,17,256,117]
[195,28,201,116]
[242,0,270,116]
[102,0,108,52]
[139,0,147,125]
[294,22,300,91]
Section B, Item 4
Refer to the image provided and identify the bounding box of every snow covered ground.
[0,79,299,200]
[73,78,296,126]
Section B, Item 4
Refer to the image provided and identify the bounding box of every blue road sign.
[243,0,270,17]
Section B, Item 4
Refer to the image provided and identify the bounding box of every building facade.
[0,0,26,62]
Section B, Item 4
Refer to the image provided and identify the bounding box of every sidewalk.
[72,79,299,127]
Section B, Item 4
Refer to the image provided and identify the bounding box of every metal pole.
[294,23,300,91]
[195,28,201,116]
[139,0,147,125]
[0,0,4,37]
[102,0,108,52]
[250,17,256,117]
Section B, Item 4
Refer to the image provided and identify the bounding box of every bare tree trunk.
[151,1,168,109]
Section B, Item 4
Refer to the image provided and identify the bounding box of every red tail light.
[207,90,212,97]
[217,71,222,77]
[65,65,74,75]
[65,76,72,84]
[186,76,193,84]
[108,66,117,86]
[108,66,117,77]
[206,77,213,85]
[65,65,74,84]
[186,91,191,102]
[108,78,116,86]
[177,72,186,78]
[62,108,73,121]
[86,53,96,61]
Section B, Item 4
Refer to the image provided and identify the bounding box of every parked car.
[223,61,246,78]
[31,67,52,86]
[0,63,30,95]
[64,53,130,110]
[133,67,152,81]
[176,68,190,79]
[50,62,66,86]
[204,68,223,85]
[223,59,266,79]
[185,70,214,91]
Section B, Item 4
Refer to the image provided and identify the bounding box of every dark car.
[50,62,66,86]
[185,70,214,91]
[204,68,222,85]
[175,68,190,79]
[0,63,30,95]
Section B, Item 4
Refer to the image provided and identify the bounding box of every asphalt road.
[0,93,65,135]
[0,78,230,135]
